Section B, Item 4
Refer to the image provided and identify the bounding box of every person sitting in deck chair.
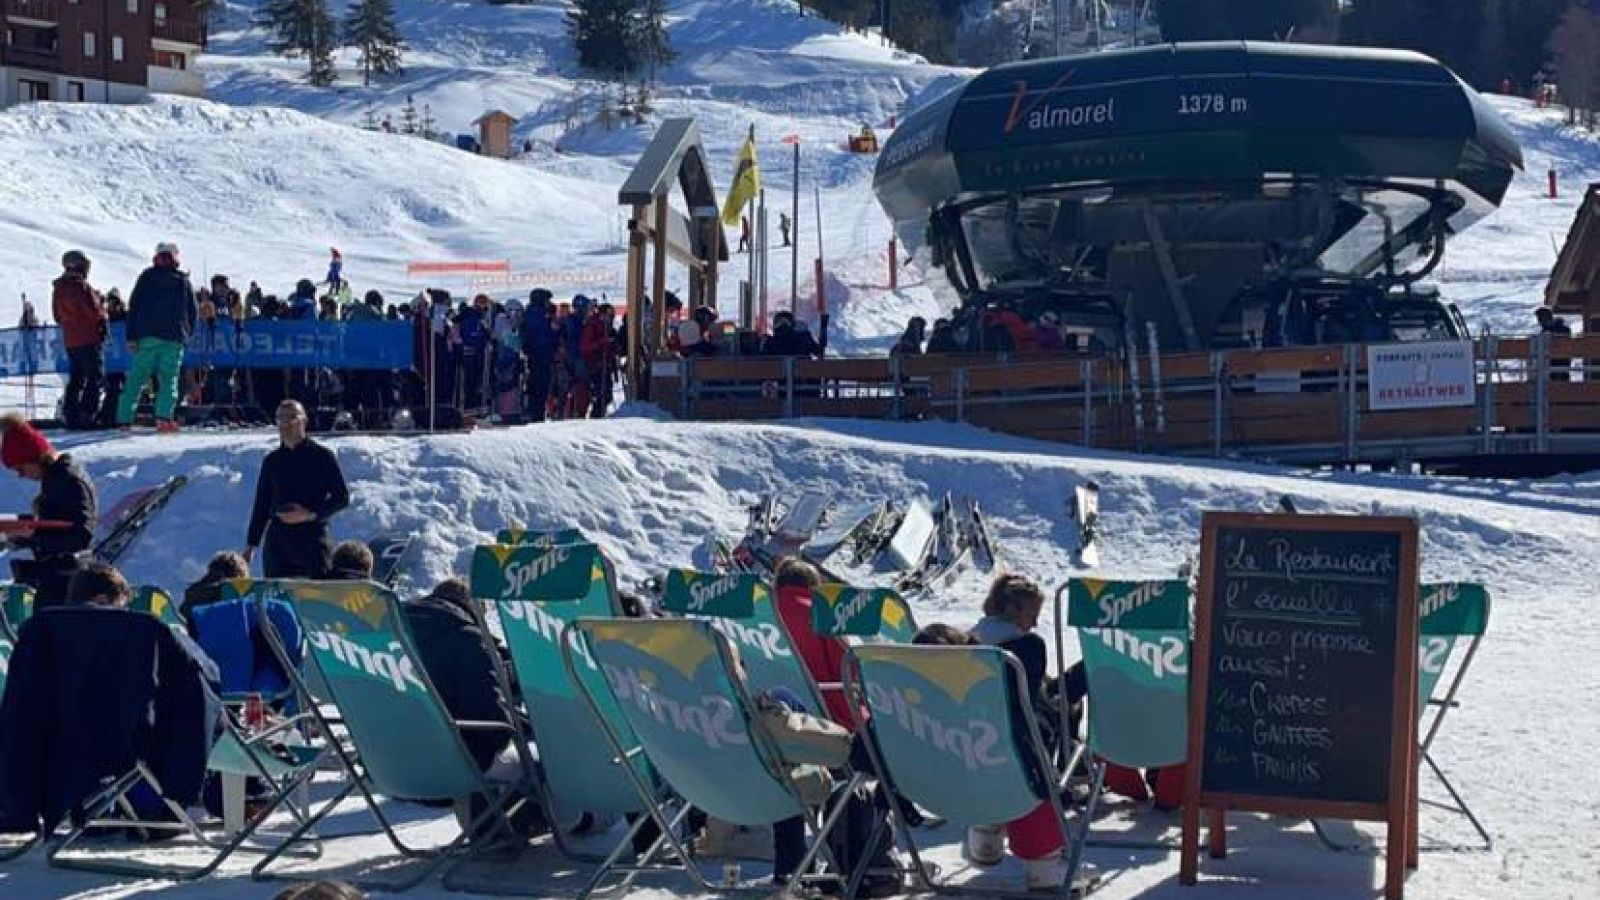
[402,577,542,838]
[0,563,218,840]
[967,574,1087,890]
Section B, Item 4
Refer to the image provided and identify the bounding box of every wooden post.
[625,203,648,401]
[1549,168,1557,199]
[888,238,898,290]
[652,199,670,358]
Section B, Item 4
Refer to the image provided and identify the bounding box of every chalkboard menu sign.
[1181,512,1422,900]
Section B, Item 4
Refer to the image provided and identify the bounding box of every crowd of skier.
[42,244,836,433]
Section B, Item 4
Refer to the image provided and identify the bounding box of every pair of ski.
[894,494,1000,597]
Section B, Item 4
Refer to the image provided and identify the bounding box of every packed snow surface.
[0,415,1596,898]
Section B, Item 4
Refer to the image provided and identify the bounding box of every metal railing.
[3,0,58,22]
[655,336,1600,469]
[153,17,205,46]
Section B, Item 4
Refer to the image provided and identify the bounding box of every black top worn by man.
[245,401,349,579]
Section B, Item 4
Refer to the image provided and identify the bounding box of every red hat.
[1,416,52,469]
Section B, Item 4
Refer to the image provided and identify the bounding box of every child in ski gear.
[1,413,97,610]
[117,242,198,431]
[493,344,525,420]
[244,401,350,579]
[52,250,108,430]
[968,573,1073,889]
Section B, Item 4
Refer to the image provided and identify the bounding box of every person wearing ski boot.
[519,289,560,422]
[244,400,350,579]
[456,295,494,413]
[52,250,108,430]
[563,295,593,416]
[966,573,1080,891]
[1,413,96,609]
[116,242,197,433]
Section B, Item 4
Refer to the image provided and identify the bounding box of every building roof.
[1546,183,1600,315]
[473,111,517,126]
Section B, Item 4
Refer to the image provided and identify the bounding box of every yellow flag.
[720,132,761,226]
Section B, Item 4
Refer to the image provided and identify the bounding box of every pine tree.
[567,0,644,83]
[401,94,419,134]
[344,0,404,86]
[257,0,339,86]
[638,0,675,85]
[1547,4,1600,126]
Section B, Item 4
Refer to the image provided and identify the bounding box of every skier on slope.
[244,399,350,579]
[1,413,97,609]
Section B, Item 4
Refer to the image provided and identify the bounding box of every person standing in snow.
[244,400,350,579]
[563,295,593,417]
[51,250,108,430]
[520,289,559,422]
[1,413,96,609]
[738,216,751,253]
[116,242,198,433]
[778,212,791,248]
[581,301,617,418]
[326,249,344,293]
[456,295,494,413]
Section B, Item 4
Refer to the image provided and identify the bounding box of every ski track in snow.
[2,415,1597,898]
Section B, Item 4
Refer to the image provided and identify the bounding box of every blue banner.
[0,321,415,378]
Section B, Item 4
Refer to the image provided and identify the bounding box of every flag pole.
[790,137,800,312]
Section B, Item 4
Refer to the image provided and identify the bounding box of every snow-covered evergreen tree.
[257,0,339,86]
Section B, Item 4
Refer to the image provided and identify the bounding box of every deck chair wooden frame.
[843,643,1093,899]
[564,616,855,899]
[249,579,538,892]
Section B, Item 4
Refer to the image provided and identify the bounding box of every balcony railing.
[3,0,58,22]
[152,17,205,46]
[4,44,61,72]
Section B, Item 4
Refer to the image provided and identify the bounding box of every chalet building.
[1,0,204,107]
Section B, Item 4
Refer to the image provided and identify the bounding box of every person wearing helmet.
[116,242,197,432]
[51,250,108,429]
[564,294,593,416]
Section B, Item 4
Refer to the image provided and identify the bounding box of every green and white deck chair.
[1416,582,1492,850]
[1064,578,1191,850]
[661,569,829,714]
[809,584,919,712]
[497,526,586,547]
[129,585,185,628]
[1,582,33,637]
[469,540,677,887]
[566,617,854,898]
[843,643,1089,898]
[250,579,537,891]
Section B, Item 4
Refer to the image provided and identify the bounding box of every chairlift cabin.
[874,42,1523,352]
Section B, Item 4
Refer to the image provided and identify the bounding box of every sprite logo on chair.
[470,542,603,668]
[860,649,1009,772]
[662,570,758,618]
[1069,578,1190,680]
[811,585,906,637]
[587,621,751,752]
[296,582,428,697]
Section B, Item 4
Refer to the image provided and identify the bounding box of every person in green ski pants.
[117,242,198,431]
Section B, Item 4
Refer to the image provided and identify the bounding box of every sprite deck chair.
[129,585,185,628]
[250,579,536,891]
[661,569,829,713]
[1417,582,1492,850]
[1063,578,1191,849]
[843,643,1089,898]
[1,583,33,638]
[566,617,852,898]
[469,540,677,888]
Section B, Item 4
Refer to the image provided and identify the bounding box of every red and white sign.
[1367,341,1476,411]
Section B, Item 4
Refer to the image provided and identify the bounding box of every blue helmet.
[572,294,592,311]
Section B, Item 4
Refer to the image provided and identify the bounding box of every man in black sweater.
[2,413,97,609]
[244,400,349,579]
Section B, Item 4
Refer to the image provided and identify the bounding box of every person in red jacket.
[579,302,617,418]
[50,250,108,430]
[771,556,855,728]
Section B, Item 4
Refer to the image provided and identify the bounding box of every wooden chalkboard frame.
[1179,512,1421,900]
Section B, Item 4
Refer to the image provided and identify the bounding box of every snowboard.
[1070,481,1101,569]
[804,500,886,563]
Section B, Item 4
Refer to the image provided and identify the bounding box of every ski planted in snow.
[1070,481,1101,569]
[92,475,189,566]
[966,498,999,571]
[368,534,416,588]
